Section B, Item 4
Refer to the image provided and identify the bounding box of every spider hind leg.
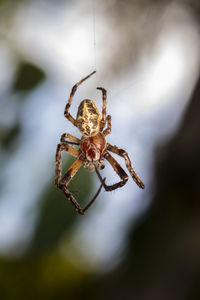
[55,145,105,214]
[96,152,129,191]
[107,143,145,189]
[59,163,105,215]
[55,141,79,186]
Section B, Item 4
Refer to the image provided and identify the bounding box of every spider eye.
[101,164,105,170]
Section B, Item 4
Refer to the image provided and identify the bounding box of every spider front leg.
[58,159,85,214]
[64,71,96,127]
[58,158,105,215]
[97,87,107,131]
[96,152,129,191]
[107,143,145,189]
[55,140,105,214]
[60,132,80,145]
[55,141,79,186]
[55,142,84,214]
[103,115,111,136]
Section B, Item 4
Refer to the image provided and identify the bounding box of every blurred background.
[0,0,200,299]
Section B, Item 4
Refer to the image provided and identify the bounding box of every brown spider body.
[76,99,101,136]
[55,71,145,215]
[80,132,106,171]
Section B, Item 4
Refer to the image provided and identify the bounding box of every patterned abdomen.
[76,99,101,136]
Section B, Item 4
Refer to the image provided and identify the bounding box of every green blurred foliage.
[0,252,87,300]
[0,61,46,151]
[0,38,94,299]
[13,62,45,93]
[0,123,21,149]
[28,156,93,256]
[0,159,94,300]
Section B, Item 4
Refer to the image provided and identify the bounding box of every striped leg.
[60,132,81,145]
[96,152,129,191]
[58,159,85,214]
[55,142,79,187]
[64,71,96,126]
[56,144,105,214]
[107,143,145,189]
[103,115,111,136]
[97,87,107,131]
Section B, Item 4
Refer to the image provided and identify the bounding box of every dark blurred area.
[83,75,200,300]
[0,0,200,299]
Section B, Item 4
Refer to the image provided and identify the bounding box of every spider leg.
[60,174,105,215]
[64,71,96,126]
[55,141,106,214]
[55,142,79,186]
[96,87,107,131]
[107,143,145,189]
[96,152,129,191]
[58,159,85,214]
[59,159,106,214]
[82,177,106,213]
[60,133,80,145]
[103,115,111,136]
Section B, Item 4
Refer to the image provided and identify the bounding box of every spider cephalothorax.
[80,132,106,171]
[55,71,145,215]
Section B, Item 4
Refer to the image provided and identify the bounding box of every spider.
[55,71,145,215]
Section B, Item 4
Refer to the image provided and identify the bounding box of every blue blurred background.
[0,0,200,299]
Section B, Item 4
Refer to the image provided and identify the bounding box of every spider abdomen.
[76,99,101,136]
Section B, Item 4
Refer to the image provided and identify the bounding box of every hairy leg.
[107,143,145,189]
[60,132,80,145]
[103,115,111,136]
[56,144,105,214]
[55,142,79,186]
[82,177,106,213]
[96,152,129,191]
[64,71,96,126]
[97,87,107,131]
[58,159,85,214]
